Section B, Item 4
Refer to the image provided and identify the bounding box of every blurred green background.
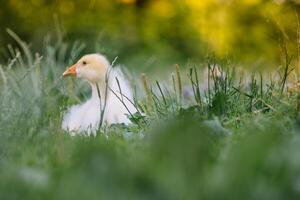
[2,1,300,199]
[0,0,299,70]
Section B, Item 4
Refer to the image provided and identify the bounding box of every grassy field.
[1,34,300,200]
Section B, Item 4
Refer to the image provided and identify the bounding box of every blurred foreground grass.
[1,34,300,199]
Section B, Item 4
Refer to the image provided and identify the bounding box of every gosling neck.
[90,81,109,102]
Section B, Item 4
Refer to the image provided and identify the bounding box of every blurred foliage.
[0,0,299,69]
[1,1,300,199]
[1,34,300,199]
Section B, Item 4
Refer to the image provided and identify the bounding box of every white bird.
[61,53,136,136]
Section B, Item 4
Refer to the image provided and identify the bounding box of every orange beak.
[63,64,77,77]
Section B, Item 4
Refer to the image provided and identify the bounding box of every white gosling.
[62,54,136,136]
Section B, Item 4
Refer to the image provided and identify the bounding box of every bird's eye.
[82,61,87,65]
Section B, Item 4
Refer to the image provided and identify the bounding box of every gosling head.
[63,54,110,83]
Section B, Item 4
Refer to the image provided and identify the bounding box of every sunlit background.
[1,1,300,199]
[0,0,299,70]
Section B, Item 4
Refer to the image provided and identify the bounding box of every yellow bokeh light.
[242,0,262,5]
[150,0,175,18]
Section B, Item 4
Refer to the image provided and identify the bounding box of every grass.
[1,33,300,199]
